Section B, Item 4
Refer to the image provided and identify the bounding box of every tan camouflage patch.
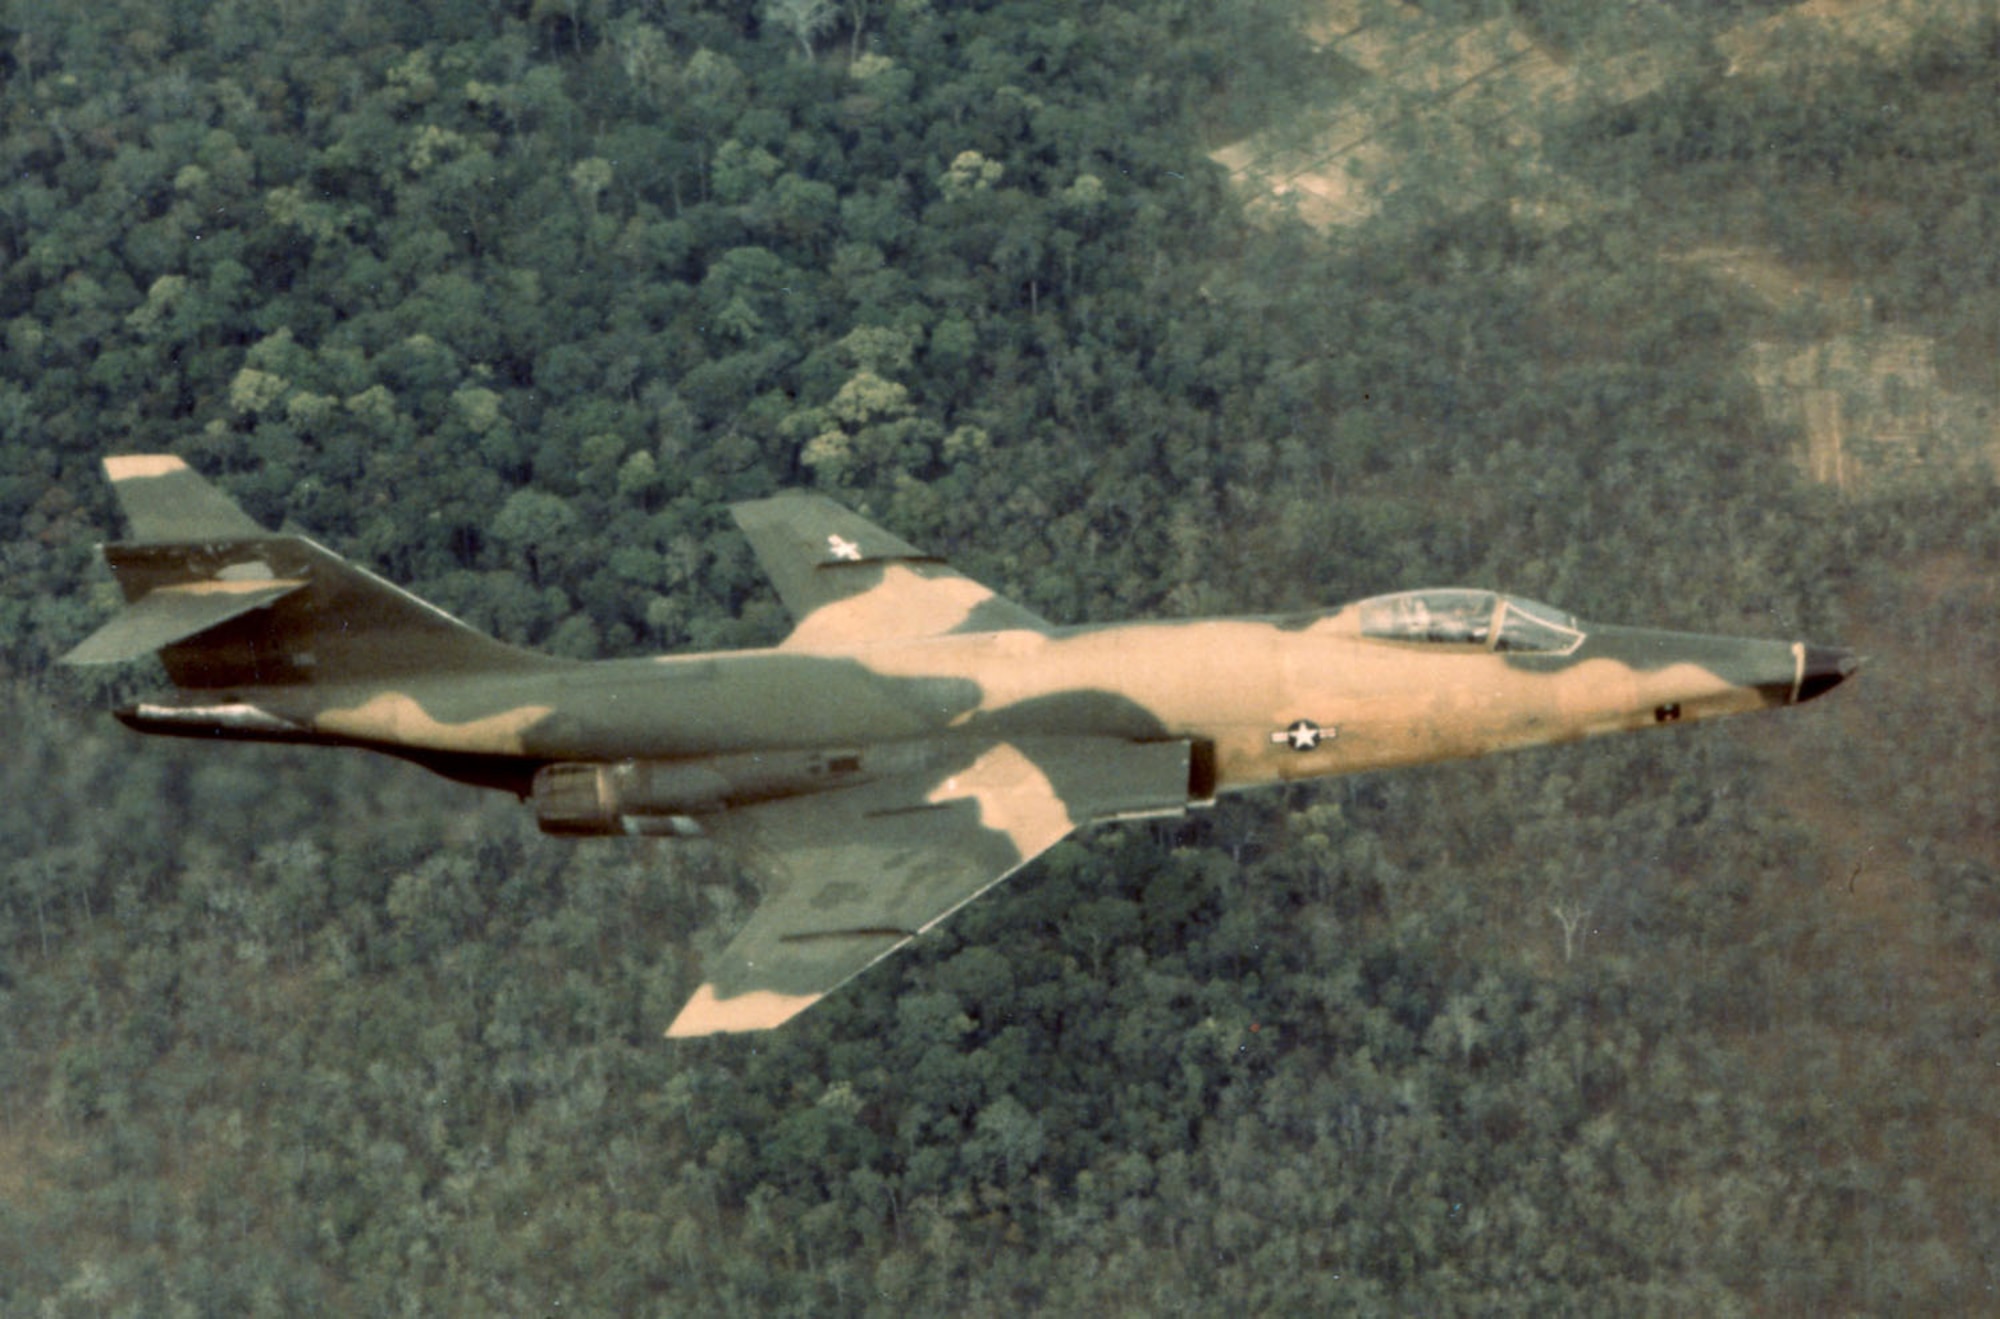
[781,565,995,650]
[1625,660,1771,720]
[869,621,1295,720]
[105,454,190,480]
[664,983,823,1037]
[159,579,303,596]
[927,742,1074,857]
[313,693,552,754]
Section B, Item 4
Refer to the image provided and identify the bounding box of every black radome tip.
[1795,646,1861,704]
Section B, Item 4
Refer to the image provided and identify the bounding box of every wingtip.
[663,983,823,1038]
[104,454,190,481]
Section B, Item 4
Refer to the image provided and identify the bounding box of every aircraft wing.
[665,736,1192,1037]
[731,493,1051,649]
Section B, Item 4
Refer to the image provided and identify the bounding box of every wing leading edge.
[731,493,1051,649]
[666,736,1193,1038]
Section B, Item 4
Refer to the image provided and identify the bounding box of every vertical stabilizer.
[65,455,565,687]
[103,454,267,543]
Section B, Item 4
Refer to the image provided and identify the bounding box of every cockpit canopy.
[1356,589,1585,655]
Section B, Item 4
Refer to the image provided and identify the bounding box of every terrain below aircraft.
[65,456,1858,1036]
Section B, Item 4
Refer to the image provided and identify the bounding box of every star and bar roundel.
[1270,719,1332,752]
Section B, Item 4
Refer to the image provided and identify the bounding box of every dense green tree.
[2,2,1998,1313]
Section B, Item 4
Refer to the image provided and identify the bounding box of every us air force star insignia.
[1270,719,1329,751]
[826,533,863,562]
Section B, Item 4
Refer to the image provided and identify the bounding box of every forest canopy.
[2,1,1998,1312]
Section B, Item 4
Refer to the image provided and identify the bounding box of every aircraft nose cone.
[1795,645,1861,704]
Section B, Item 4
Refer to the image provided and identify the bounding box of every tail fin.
[100,453,269,543]
[63,455,556,688]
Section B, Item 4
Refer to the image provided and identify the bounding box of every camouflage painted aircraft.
[65,456,1857,1036]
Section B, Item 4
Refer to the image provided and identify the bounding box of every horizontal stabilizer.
[61,579,305,666]
[70,455,562,687]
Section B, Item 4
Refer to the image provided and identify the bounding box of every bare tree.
[843,0,876,59]
[1550,895,1589,964]
[763,0,837,59]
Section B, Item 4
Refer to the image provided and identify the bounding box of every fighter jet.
[64,456,1857,1036]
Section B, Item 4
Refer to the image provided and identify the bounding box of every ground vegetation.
[2,2,1996,1311]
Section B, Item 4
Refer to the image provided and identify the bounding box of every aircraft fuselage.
[127,604,1849,806]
